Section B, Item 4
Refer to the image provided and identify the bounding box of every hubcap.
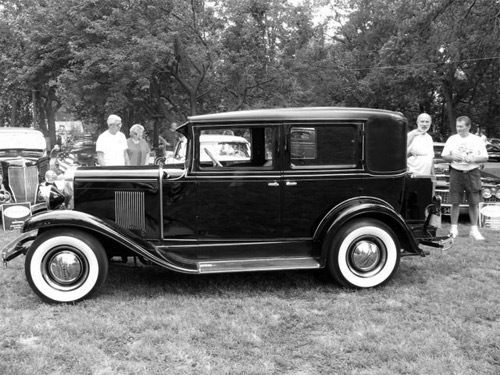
[41,246,89,290]
[49,251,83,284]
[348,238,386,277]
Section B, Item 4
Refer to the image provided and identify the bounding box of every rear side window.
[289,124,360,169]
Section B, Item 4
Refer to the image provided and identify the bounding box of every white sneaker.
[469,230,485,241]
[449,228,458,238]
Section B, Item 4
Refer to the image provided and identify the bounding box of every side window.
[197,126,275,170]
[290,125,359,168]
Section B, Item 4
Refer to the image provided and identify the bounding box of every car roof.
[0,127,46,150]
[185,107,405,125]
[0,127,44,135]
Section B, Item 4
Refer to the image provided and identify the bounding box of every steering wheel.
[204,148,222,167]
[154,156,166,166]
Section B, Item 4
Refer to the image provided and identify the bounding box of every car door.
[193,125,282,240]
[282,122,364,238]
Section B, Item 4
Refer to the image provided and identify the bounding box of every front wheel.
[25,229,108,303]
[327,219,401,288]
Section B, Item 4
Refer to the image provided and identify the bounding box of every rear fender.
[314,197,423,261]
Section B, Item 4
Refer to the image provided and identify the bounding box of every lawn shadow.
[104,260,342,300]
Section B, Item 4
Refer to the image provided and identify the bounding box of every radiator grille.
[8,166,38,204]
[115,191,146,234]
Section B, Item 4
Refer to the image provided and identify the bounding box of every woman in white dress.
[407,113,434,175]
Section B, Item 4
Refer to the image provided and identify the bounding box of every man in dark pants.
[441,116,488,240]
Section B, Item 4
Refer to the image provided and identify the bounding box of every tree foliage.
[0,0,499,143]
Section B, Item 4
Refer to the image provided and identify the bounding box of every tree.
[331,0,500,134]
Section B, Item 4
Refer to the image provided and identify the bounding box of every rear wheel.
[327,219,401,288]
[25,229,108,303]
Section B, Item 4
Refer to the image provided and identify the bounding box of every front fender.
[21,210,197,273]
[23,209,156,252]
[314,197,423,260]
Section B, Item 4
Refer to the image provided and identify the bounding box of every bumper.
[2,230,37,265]
[418,235,454,253]
[407,196,454,254]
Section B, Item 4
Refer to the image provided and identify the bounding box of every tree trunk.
[42,87,61,149]
[32,89,39,130]
[10,100,17,127]
[440,76,457,135]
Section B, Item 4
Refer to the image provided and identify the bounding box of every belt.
[450,167,478,174]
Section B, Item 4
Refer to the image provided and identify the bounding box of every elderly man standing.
[441,115,488,240]
[407,113,434,176]
[96,114,130,166]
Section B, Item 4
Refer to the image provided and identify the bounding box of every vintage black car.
[2,108,450,303]
[0,127,50,215]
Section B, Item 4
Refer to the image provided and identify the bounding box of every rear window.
[289,124,360,169]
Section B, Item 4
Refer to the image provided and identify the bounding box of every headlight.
[482,188,492,199]
[45,170,58,183]
[42,167,76,210]
[0,173,3,185]
[495,189,500,199]
[39,184,65,209]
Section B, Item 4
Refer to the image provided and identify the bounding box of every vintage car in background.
[0,127,50,214]
[3,108,450,303]
[57,139,97,170]
[488,138,500,147]
[486,143,500,162]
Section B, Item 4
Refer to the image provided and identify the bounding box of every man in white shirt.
[96,114,130,166]
[441,116,488,240]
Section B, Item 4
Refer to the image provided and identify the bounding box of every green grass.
[1,224,499,375]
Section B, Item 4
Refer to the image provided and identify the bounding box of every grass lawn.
[1,223,499,375]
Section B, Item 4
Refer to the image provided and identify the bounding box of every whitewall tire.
[25,229,108,303]
[328,219,400,288]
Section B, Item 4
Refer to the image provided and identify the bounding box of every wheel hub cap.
[351,240,381,272]
[48,251,83,284]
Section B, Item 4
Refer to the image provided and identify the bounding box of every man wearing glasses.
[96,114,130,166]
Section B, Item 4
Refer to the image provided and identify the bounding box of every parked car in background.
[488,138,500,147]
[3,107,450,303]
[53,136,97,172]
[433,142,445,163]
[0,127,50,214]
[486,143,500,162]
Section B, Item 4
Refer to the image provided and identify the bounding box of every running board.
[197,257,321,274]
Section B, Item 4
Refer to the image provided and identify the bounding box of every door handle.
[286,181,297,186]
[268,181,279,187]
